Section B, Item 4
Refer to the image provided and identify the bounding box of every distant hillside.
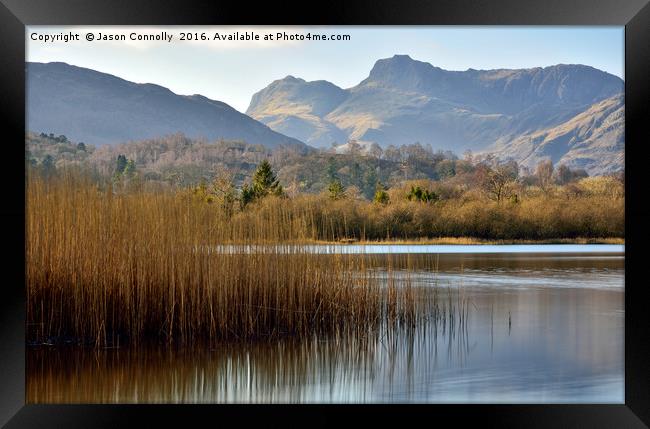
[488,95,624,174]
[247,76,349,148]
[247,55,624,174]
[27,62,307,149]
[25,132,465,196]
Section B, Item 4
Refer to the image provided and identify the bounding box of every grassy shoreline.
[313,237,625,245]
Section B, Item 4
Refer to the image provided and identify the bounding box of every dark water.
[27,247,624,403]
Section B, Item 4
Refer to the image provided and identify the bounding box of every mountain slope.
[246,75,349,148]
[488,94,624,175]
[27,62,307,149]
[247,55,624,174]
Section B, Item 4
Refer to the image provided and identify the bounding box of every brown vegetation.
[27,171,437,347]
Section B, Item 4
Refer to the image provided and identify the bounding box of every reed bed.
[27,172,435,346]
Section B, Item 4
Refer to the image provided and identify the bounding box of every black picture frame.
[1,1,648,427]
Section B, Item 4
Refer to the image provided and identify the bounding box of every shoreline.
[314,237,625,245]
[196,237,625,246]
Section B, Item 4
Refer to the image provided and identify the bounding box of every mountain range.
[26,62,306,150]
[26,57,624,175]
[247,55,624,174]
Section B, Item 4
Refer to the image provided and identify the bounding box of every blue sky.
[27,26,624,113]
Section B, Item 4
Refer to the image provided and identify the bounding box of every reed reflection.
[28,308,474,403]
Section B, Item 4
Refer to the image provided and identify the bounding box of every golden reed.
[27,171,430,346]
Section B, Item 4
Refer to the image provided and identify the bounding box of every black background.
[1,0,649,427]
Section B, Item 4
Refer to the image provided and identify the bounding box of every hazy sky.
[27,26,624,113]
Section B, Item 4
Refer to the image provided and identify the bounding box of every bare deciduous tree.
[477,158,519,202]
[535,159,554,193]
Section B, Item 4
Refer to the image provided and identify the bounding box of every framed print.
[1,0,649,427]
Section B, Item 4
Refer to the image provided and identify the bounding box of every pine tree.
[123,159,136,177]
[251,160,283,198]
[115,154,127,174]
[240,184,255,209]
[328,179,346,200]
[407,185,438,203]
[373,182,389,205]
[239,160,284,208]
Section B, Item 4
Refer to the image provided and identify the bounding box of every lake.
[27,245,624,403]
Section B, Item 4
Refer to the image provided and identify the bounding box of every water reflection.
[27,251,624,403]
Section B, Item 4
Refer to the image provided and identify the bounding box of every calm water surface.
[27,245,624,403]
